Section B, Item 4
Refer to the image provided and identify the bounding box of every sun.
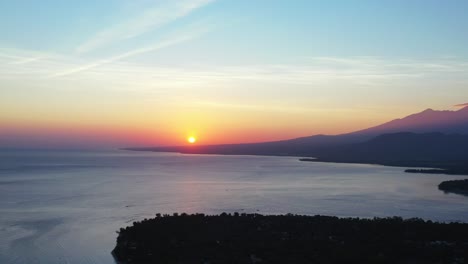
[187,136,197,144]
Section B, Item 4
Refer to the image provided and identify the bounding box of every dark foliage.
[439,179,468,196]
[113,213,468,264]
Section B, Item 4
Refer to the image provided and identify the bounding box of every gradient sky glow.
[1,0,468,148]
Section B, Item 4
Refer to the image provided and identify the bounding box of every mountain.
[128,106,468,157]
[128,107,468,173]
[352,106,468,136]
[304,132,468,174]
[316,132,468,162]
[127,134,362,157]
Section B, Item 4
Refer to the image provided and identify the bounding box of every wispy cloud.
[0,48,56,64]
[194,101,367,114]
[455,103,468,108]
[312,56,468,73]
[76,0,214,53]
[10,56,43,65]
[50,25,211,78]
[2,52,468,92]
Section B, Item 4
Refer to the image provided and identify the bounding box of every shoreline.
[299,158,468,176]
[125,149,468,176]
[124,150,468,196]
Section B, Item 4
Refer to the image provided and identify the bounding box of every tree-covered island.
[113,213,468,264]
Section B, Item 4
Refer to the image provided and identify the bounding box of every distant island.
[113,213,468,264]
[438,179,468,196]
[405,169,452,174]
[404,169,468,175]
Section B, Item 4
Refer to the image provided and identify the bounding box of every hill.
[304,132,468,174]
[352,106,468,136]
[127,107,468,159]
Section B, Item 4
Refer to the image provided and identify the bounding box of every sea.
[0,149,467,263]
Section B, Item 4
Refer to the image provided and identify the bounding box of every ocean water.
[0,149,467,264]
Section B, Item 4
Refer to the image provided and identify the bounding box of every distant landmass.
[301,132,468,174]
[127,106,468,174]
[352,106,468,136]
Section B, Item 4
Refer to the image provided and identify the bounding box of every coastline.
[299,158,468,176]
[125,149,468,176]
[300,158,468,196]
[125,149,468,196]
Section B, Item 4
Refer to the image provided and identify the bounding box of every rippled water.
[0,150,467,263]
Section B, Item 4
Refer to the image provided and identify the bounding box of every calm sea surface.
[0,150,467,263]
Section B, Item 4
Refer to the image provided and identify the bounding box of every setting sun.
[187,136,197,144]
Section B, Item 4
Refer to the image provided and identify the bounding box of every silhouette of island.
[113,213,468,264]
[439,179,468,196]
[405,169,464,175]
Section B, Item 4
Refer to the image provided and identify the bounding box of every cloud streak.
[2,51,468,91]
[194,101,368,114]
[76,0,214,53]
[50,25,211,78]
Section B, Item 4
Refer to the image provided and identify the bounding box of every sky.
[1,0,468,148]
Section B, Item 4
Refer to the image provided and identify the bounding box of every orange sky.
[1,83,463,149]
[0,104,423,148]
[2,1,468,149]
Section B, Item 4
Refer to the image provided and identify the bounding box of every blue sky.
[2,0,468,59]
[1,0,468,147]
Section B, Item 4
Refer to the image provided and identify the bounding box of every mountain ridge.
[350,106,468,136]
[127,106,468,155]
[126,106,468,174]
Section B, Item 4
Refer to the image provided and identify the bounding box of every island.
[405,169,452,174]
[439,179,468,196]
[113,213,468,264]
